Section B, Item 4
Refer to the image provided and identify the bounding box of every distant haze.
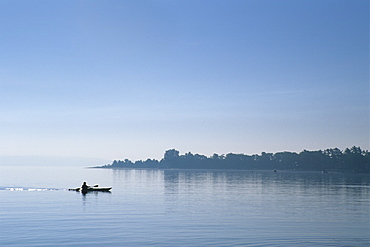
[0,156,110,167]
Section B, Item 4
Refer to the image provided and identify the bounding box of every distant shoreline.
[94,146,370,173]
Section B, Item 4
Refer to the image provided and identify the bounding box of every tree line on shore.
[99,146,369,173]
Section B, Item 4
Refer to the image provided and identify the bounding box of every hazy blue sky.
[0,0,368,162]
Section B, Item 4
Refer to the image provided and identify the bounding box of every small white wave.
[6,187,24,191]
[4,187,59,191]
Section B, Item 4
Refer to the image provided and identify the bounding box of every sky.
[0,0,369,163]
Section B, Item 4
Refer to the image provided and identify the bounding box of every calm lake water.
[0,166,369,246]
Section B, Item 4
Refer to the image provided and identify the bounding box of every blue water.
[0,166,369,246]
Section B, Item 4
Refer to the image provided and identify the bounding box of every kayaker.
[81,181,88,194]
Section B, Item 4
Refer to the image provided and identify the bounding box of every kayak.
[69,187,112,192]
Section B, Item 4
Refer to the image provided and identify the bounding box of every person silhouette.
[81,182,88,194]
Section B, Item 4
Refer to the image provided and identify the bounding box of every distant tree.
[258,152,275,169]
[112,160,119,167]
[274,152,299,170]
[164,149,179,160]
[162,149,180,168]
[343,146,369,172]
[224,153,253,169]
[298,150,329,171]
[323,148,344,170]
